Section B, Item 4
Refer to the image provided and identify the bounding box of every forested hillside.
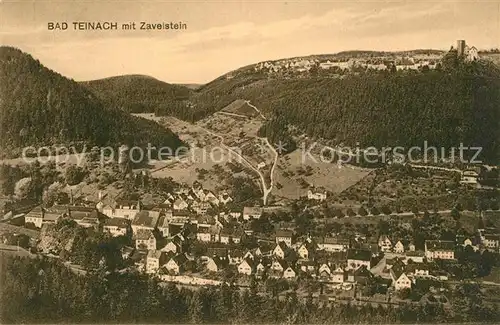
[72,48,500,163]
[168,57,500,162]
[81,75,193,113]
[0,47,185,158]
[248,67,500,162]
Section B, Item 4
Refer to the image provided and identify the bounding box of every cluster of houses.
[25,181,265,234]
[252,40,481,78]
[137,226,499,292]
[252,54,443,76]
[20,177,500,293]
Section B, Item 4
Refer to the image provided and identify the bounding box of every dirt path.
[245,100,267,120]
[245,101,278,205]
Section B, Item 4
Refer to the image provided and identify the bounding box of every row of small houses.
[24,200,263,238]
[24,180,265,230]
[25,201,499,260]
[133,234,452,292]
[379,231,500,257]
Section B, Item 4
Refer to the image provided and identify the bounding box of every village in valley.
[2,143,500,306]
[0,37,499,321]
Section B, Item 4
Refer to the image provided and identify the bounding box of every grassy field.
[274,149,371,201]
[221,99,260,117]
[138,112,371,202]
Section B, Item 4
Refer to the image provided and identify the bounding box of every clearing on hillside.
[221,99,260,118]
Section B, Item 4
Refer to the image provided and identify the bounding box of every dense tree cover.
[247,64,500,163]
[156,57,500,163]
[257,116,297,154]
[81,75,193,113]
[0,47,185,158]
[64,165,87,186]
[2,254,500,324]
[227,176,262,206]
[0,161,60,201]
[73,48,500,163]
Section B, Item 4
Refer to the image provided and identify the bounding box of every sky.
[1,0,499,84]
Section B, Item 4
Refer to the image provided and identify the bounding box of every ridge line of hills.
[2,45,500,164]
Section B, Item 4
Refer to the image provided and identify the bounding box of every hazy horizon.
[1,0,499,84]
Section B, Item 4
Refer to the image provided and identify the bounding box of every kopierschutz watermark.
[20,141,483,167]
[300,141,483,165]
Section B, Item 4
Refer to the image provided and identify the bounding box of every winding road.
[198,101,278,205]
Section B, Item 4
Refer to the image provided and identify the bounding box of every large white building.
[425,240,455,260]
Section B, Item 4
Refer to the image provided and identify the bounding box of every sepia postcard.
[0,0,500,323]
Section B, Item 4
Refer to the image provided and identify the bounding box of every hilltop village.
[253,40,480,77]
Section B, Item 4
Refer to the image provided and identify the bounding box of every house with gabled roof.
[356,241,380,257]
[156,214,170,237]
[255,260,267,278]
[42,205,68,224]
[24,206,44,228]
[228,249,244,265]
[297,241,318,259]
[316,236,350,252]
[104,200,142,220]
[255,242,273,256]
[134,229,157,250]
[131,210,160,234]
[353,265,373,285]
[173,197,188,211]
[220,227,244,244]
[164,253,189,275]
[269,259,288,278]
[405,263,430,277]
[202,190,219,205]
[347,249,372,270]
[318,263,331,278]
[160,240,180,254]
[146,250,169,274]
[196,227,212,242]
[424,240,455,260]
[298,260,316,274]
[275,229,294,246]
[331,266,346,283]
[243,206,263,220]
[394,240,405,254]
[205,256,228,273]
[378,235,392,252]
[238,258,255,275]
[191,201,211,215]
[243,249,255,260]
[283,266,297,279]
[103,217,130,237]
[390,262,411,291]
[273,242,289,259]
